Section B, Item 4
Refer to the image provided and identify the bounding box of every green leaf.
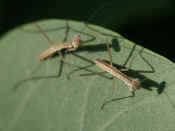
[0,19,175,131]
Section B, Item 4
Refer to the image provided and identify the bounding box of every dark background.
[1,0,175,62]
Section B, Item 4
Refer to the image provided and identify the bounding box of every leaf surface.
[0,19,175,131]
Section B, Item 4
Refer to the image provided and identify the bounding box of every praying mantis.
[81,38,141,91]
[35,23,82,61]
[79,36,142,109]
[14,22,86,89]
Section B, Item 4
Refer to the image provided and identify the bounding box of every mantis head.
[132,79,141,91]
[72,35,82,49]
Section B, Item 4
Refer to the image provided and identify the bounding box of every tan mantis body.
[94,59,140,91]
[34,23,82,61]
[38,35,82,61]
